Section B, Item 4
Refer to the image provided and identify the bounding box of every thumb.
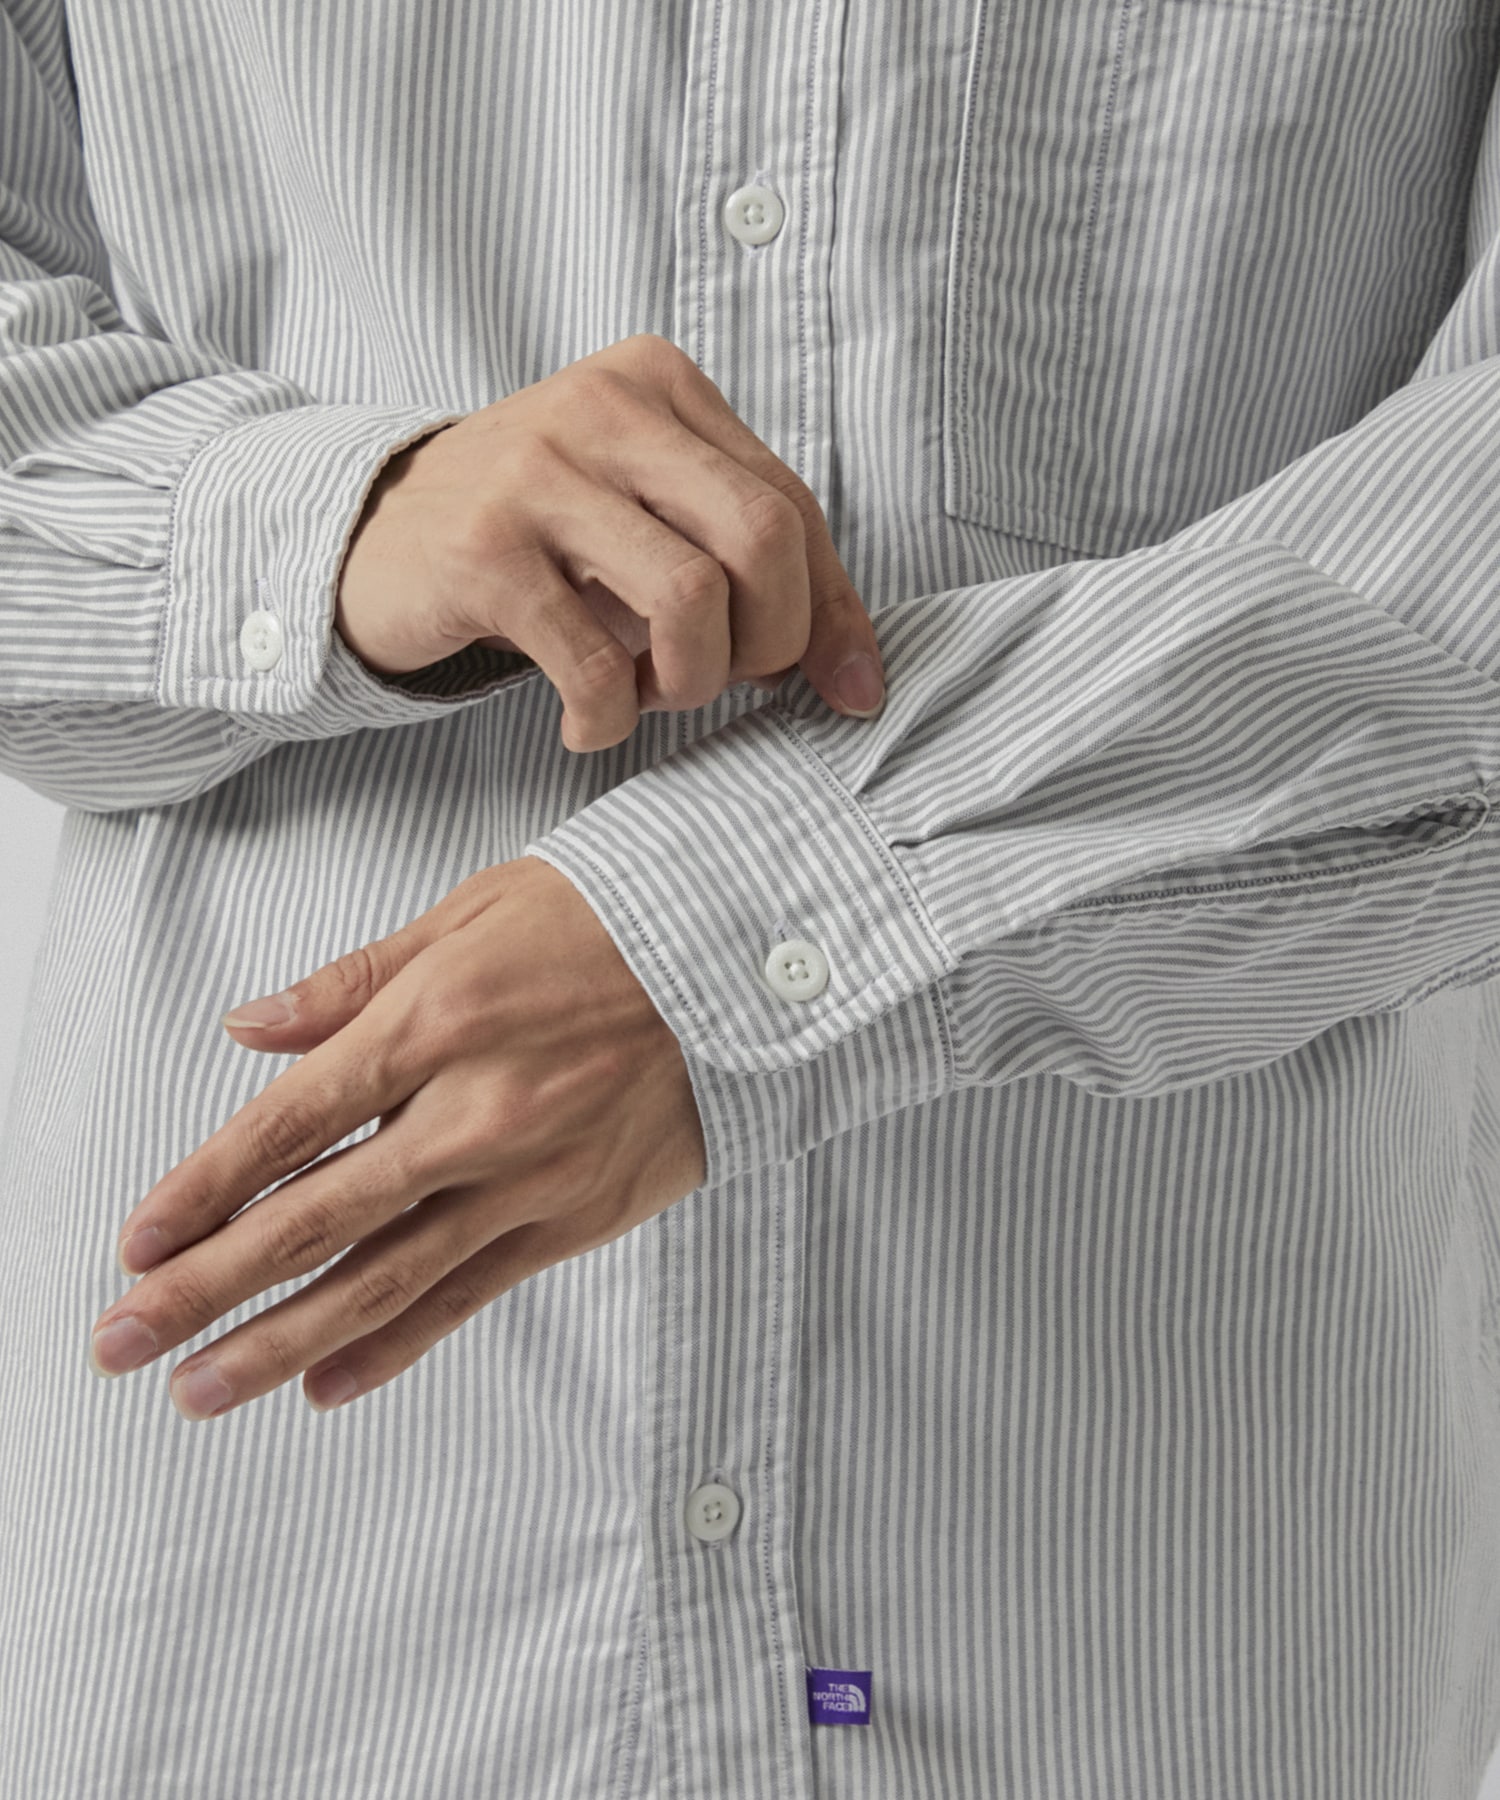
[220,922,430,1052]
[800,569,887,720]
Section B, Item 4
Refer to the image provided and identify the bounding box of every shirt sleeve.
[0,0,540,812]
[521,72,1500,1193]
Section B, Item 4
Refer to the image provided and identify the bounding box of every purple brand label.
[806,1667,872,1725]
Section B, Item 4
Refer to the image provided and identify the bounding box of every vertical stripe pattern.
[1,0,1499,1795]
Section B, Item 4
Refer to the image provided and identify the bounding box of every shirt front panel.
[0,2,1497,1796]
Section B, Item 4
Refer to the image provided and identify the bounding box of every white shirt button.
[684,1481,741,1544]
[239,609,284,671]
[764,937,829,1003]
[724,183,785,247]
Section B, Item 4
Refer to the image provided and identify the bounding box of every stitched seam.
[657,1152,687,1800]
[712,1044,755,1185]
[692,0,726,375]
[959,487,1147,554]
[1381,944,1500,1011]
[927,971,961,1096]
[679,1034,756,1194]
[776,740,881,949]
[551,845,709,1041]
[1056,793,1490,912]
[1050,0,1134,517]
[156,425,236,705]
[795,0,818,484]
[761,708,958,963]
[947,0,1001,513]
[609,1589,649,1800]
[1221,0,1476,20]
[760,1145,793,1795]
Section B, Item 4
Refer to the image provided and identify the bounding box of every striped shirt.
[2,0,1500,1794]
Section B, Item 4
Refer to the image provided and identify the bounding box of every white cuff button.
[240,609,284,671]
[764,937,829,1002]
[684,1482,742,1544]
[724,183,785,247]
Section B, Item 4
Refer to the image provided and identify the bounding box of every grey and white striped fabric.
[2,0,1500,1793]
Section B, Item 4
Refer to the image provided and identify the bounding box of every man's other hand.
[86,857,707,1419]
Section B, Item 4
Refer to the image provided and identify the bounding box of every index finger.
[116,1004,420,1274]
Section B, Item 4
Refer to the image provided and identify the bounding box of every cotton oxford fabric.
[1,1,1499,1796]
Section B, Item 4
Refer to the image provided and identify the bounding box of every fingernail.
[90,1314,159,1377]
[118,1226,169,1276]
[222,990,295,1030]
[306,1366,359,1412]
[173,1361,234,1420]
[832,652,885,716]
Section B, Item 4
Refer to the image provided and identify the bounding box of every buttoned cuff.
[664,981,957,1189]
[159,401,544,735]
[520,703,962,1187]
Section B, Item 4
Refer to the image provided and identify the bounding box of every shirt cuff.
[520,702,962,1186]
[158,401,544,735]
[662,981,957,1189]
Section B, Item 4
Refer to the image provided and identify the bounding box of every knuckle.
[417,931,486,1008]
[620,331,689,385]
[261,1194,344,1275]
[471,546,553,628]
[444,502,533,587]
[567,363,639,428]
[403,979,468,1063]
[442,1111,506,1177]
[572,636,635,696]
[363,1034,411,1117]
[509,435,574,495]
[661,552,728,615]
[489,1076,547,1143]
[345,1259,416,1327]
[451,1085,529,1162]
[590,1039,637,1091]
[777,469,824,525]
[567,1191,629,1252]
[767,640,808,688]
[736,486,802,556]
[329,941,383,1006]
[447,503,506,576]
[444,863,511,911]
[756,617,811,674]
[245,1094,322,1176]
[157,1262,220,1334]
[247,1320,304,1381]
[372,1124,423,1191]
[426,1270,487,1333]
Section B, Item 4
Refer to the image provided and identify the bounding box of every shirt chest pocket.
[940,0,1492,561]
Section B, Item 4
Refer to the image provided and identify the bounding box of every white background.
[2,770,1498,1797]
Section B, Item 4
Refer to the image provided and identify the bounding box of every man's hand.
[86,857,707,1419]
[336,331,887,751]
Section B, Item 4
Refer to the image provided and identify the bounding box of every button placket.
[655,0,835,1790]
